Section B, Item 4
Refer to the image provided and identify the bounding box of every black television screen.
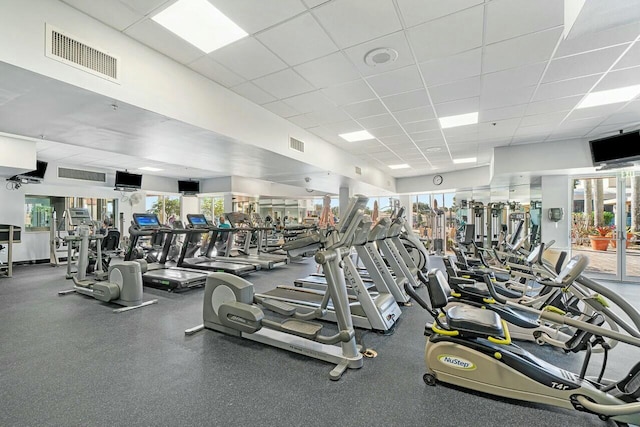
[589,130,640,166]
[21,160,48,179]
[178,180,200,194]
[115,170,142,189]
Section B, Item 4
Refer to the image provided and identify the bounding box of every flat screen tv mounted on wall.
[114,170,143,191]
[589,130,640,166]
[178,180,200,195]
[8,160,48,183]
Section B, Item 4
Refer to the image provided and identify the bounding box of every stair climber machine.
[406,262,640,426]
[126,213,209,291]
[256,195,402,334]
[376,215,421,290]
[471,201,485,250]
[184,197,378,379]
[58,222,157,312]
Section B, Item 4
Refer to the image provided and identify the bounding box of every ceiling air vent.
[289,137,305,153]
[58,167,107,183]
[355,166,362,175]
[45,24,119,83]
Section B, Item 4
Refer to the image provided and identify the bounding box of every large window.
[199,196,224,222]
[146,194,181,225]
[24,195,117,232]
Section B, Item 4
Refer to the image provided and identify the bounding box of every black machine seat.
[446,305,504,337]
[101,229,121,252]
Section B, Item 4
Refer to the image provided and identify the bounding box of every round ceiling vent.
[364,48,398,67]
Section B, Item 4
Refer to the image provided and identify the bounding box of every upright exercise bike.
[407,258,640,426]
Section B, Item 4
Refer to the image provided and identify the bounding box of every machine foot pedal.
[280,319,322,339]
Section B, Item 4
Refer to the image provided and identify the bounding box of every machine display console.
[187,214,209,228]
[133,214,160,229]
[67,208,92,226]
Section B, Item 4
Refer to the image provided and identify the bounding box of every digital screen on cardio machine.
[188,215,208,226]
[134,214,160,228]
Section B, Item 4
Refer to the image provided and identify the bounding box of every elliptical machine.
[407,260,640,426]
[58,223,157,313]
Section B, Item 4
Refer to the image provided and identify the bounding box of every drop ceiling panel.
[322,120,364,134]
[429,77,481,104]
[188,56,245,87]
[434,96,479,117]
[261,100,300,118]
[303,0,329,8]
[525,96,582,116]
[542,45,628,83]
[381,89,430,112]
[62,0,143,31]
[419,48,482,86]
[482,63,546,92]
[282,90,335,114]
[343,31,415,77]
[532,74,602,101]
[368,125,405,138]
[230,81,276,105]
[312,0,402,49]
[343,99,388,119]
[209,0,307,34]
[396,0,484,28]
[366,65,423,97]
[484,0,563,44]
[256,13,337,66]
[480,104,527,122]
[594,66,640,91]
[402,119,440,134]
[482,27,562,73]
[124,19,204,64]
[614,43,640,70]
[410,129,444,142]
[519,111,569,128]
[392,105,436,124]
[408,5,484,62]
[378,134,412,145]
[565,104,621,121]
[120,0,170,15]
[321,80,376,106]
[293,52,361,88]
[286,114,317,129]
[210,38,287,80]
[556,21,639,57]
[305,108,351,125]
[252,69,315,99]
[357,114,398,130]
[480,86,535,110]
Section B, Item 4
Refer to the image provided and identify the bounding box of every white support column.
[224,193,234,213]
[339,187,350,217]
[541,175,571,252]
[400,194,413,229]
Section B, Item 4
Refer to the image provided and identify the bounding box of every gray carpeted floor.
[0,258,638,427]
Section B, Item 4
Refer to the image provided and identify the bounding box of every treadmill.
[224,212,289,267]
[175,215,258,276]
[126,213,208,292]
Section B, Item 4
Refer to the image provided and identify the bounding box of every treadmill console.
[66,208,92,226]
[133,213,161,229]
[187,214,210,229]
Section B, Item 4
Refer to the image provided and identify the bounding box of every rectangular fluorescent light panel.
[139,166,163,172]
[152,0,248,53]
[339,130,375,142]
[452,157,476,164]
[388,164,410,169]
[439,112,478,129]
[577,84,640,109]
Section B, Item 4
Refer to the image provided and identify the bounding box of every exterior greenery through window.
[24,195,116,232]
[146,195,181,225]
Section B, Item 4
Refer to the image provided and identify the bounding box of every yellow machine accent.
[487,320,511,345]
[542,305,566,315]
[482,297,496,304]
[432,323,460,337]
[494,352,502,359]
[451,291,462,298]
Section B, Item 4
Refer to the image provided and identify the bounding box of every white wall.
[0,134,36,176]
[540,175,572,252]
[396,166,491,194]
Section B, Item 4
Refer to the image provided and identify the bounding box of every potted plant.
[610,226,635,249]
[588,226,613,251]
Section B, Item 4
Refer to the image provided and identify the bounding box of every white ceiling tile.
[288,114,318,129]
[321,80,376,106]
[482,63,546,93]
[598,110,640,127]
[595,66,640,92]
[343,31,415,77]
[344,99,387,119]
[480,85,535,110]
[434,97,479,117]
[62,0,142,31]
[411,129,444,141]
[378,134,412,145]
[210,37,287,80]
[480,104,526,122]
[256,13,337,66]
[253,69,315,99]
[429,76,481,104]
[519,111,569,128]
[366,66,423,97]
[370,126,406,138]
[485,0,563,44]
[125,20,204,64]
[614,43,640,70]
[419,48,482,86]
[230,81,276,105]
[408,6,484,62]
[443,123,479,137]
[209,0,306,34]
[382,89,430,112]
[524,96,582,116]
[357,114,398,130]
[303,0,330,8]
[532,74,602,101]
[282,91,335,114]
[402,119,440,134]
[477,118,520,137]
[188,56,245,87]
[513,123,553,138]
[305,108,351,125]
[483,27,562,73]
[293,52,360,88]
[557,21,639,57]
[396,0,483,28]
[261,100,300,118]
[542,45,628,83]
[566,104,621,121]
[313,0,402,48]
[392,105,436,124]
[120,0,169,15]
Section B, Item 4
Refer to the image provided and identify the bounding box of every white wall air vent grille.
[58,167,106,183]
[289,137,305,153]
[46,24,119,83]
[355,166,362,175]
